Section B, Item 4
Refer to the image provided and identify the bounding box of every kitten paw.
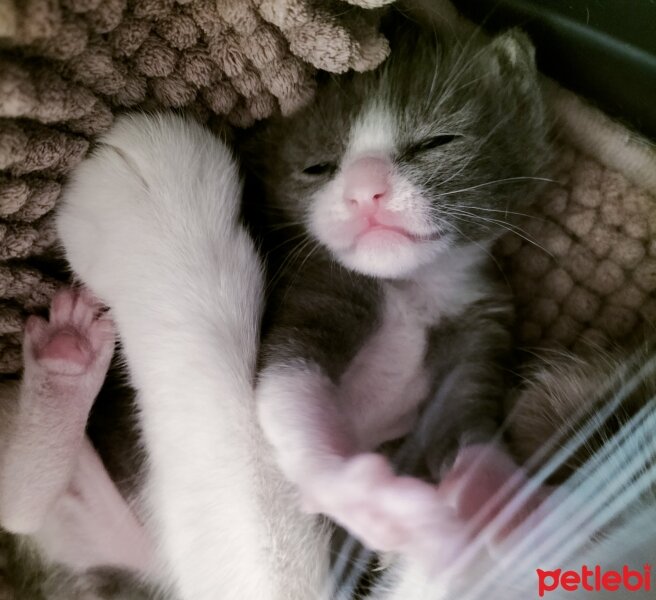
[305,446,551,576]
[304,453,466,562]
[24,287,115,377]
[435,443,552,553]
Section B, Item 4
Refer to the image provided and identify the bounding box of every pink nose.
[342,157,390,213]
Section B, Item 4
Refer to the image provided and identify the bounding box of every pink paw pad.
[25,288,114,376]
[37,329,91,368]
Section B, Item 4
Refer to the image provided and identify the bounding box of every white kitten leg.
[57,114,329,600]
[259,365,549,573]
[35,436,154,573]
[0,287,154,573]
[0,287,114,533]
[258,366,463,562]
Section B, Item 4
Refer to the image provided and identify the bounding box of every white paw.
[303,453,468,564]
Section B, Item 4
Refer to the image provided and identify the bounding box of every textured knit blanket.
[0,0,655,378]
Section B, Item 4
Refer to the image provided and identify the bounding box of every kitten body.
[246,18,551,563]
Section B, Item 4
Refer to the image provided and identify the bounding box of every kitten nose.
[343,157,390,213]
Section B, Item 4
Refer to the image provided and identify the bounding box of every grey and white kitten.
[243,16,552,570]
[0,17,553,598]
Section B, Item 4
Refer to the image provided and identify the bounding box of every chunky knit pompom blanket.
[499,83,656,353]
[0,0,654,376]
[0,0,394,373]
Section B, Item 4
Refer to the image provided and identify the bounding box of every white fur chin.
[336,238,450,279]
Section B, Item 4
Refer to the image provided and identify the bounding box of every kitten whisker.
[443,208,554,257]
[265,234,315,294]
[266,222,308,233]
[441,218,507,280]
[445,204,547,221]
[280,238,324,303]
[435,176,559,198]
[434,29,492,111]
[295,240,322,275]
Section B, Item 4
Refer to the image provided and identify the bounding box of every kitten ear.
[488,29,537,76]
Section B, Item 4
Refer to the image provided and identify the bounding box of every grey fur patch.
[0,529,167,600]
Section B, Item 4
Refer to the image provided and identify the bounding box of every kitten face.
[251,27,550,279]
[306,107,453,278]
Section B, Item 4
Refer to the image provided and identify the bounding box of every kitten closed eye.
[303,162,338,176]
[403,134,461,157]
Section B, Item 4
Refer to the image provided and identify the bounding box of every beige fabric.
[498,84,656,352]
[0,0,393,374]
[0,0,654,376]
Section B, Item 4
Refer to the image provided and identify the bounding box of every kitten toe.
[435,442,551,549]
[49,287,77,327]
[307,453,453,554]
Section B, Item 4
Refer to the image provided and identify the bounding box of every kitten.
[243,16,551,567]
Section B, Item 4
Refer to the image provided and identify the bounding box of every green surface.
[453,0,656,140]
